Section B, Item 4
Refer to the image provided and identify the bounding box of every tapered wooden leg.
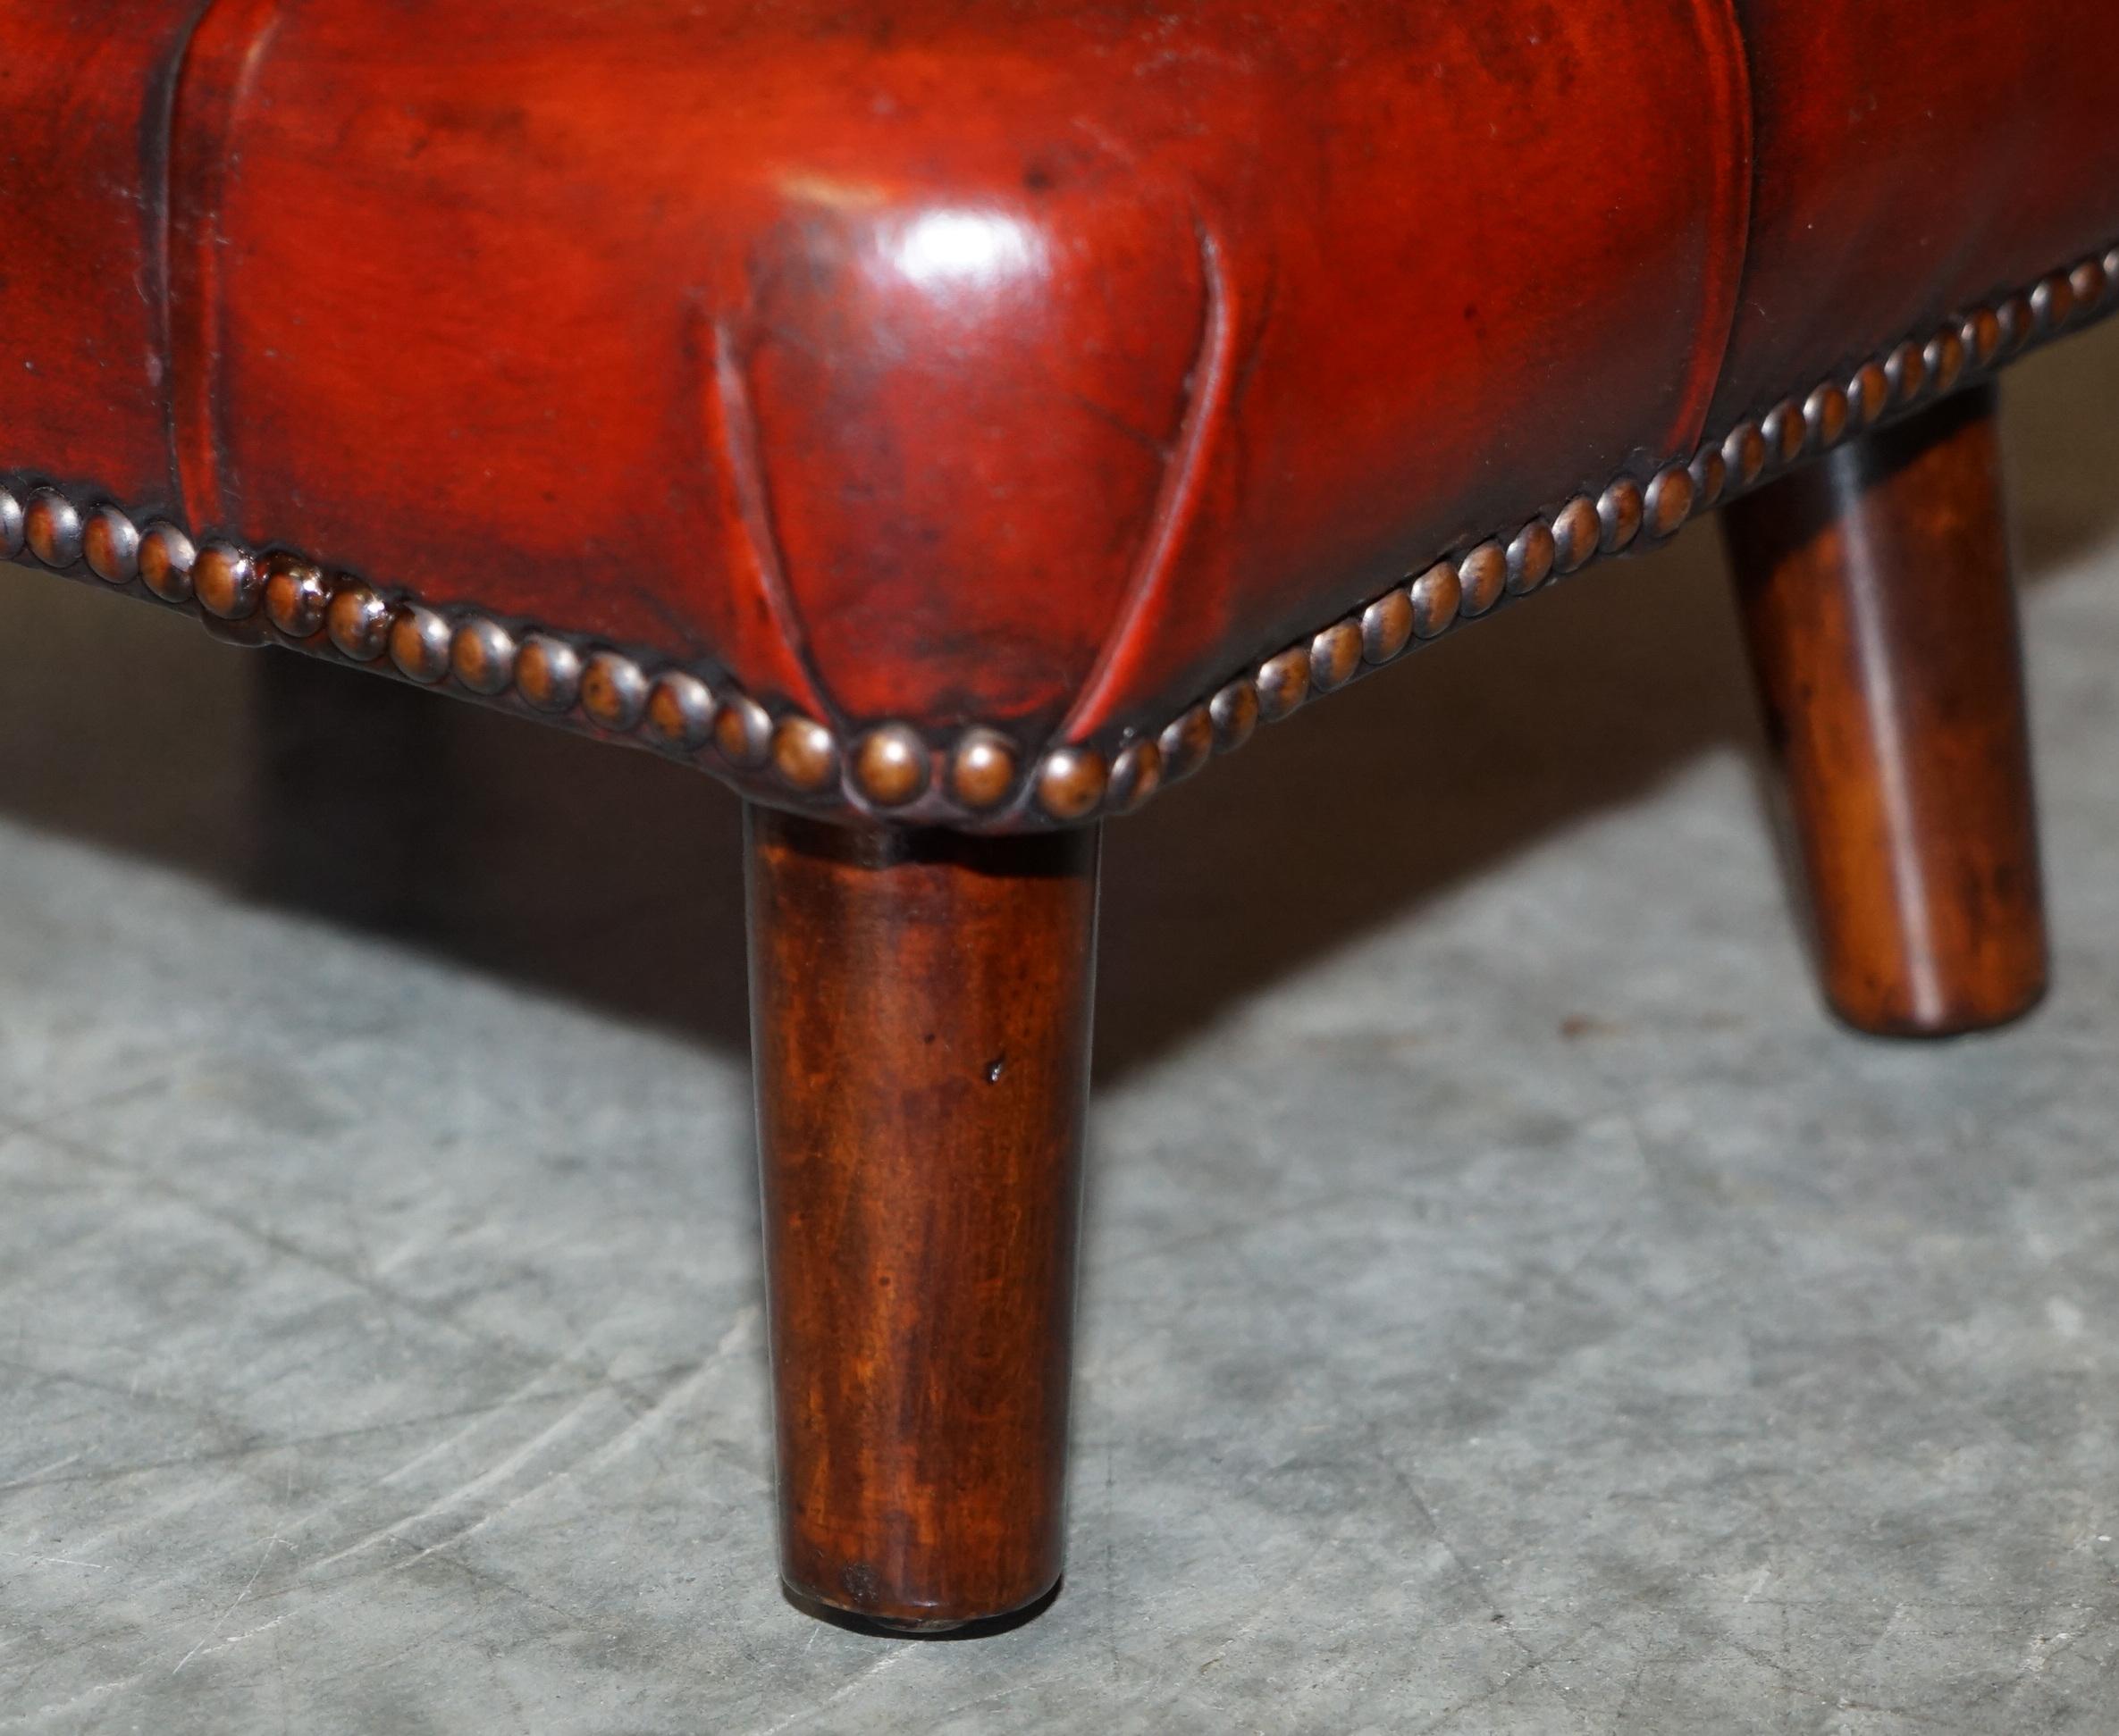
[1723,384,2046,1036]
[745,807,1098,1630]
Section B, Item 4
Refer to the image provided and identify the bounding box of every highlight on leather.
[4,249,2111,828]
[3,3,2118,826]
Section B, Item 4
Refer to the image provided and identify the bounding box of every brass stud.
[139,524,198,603]
[1506,521,1556,595]
[1308,620,1362,692]
[324,582,388,658]
[644,671,715,750]
[1804,382,1849,450]
[2030,273,2075,335]
[773,716,841,793]
[581,650,648,730]
[1885,340,1929,404]
[1997,294,2032,355]
[2069,257,2107,313]
[1035,746,1107,822]
[1107,740,1163,815]
[712,692,772,767]
[389,606,451,681]
[1598,477,1644,552]
[195,541,263,619]
[515,633,582,710]
[2106,247,2119,294]
[450,617,517,694]
[1552,495,1602,573]
[1722,422,1767,490]
[1459,541,1507,614]
[23,489,81,567]
[1923,327,1966,396]
[0,487,21,558]
[83,505,139,583]
[263,557,329,637]
[1409,561,1461,637]
[1761,399,1807,467]
[1360,590,1414,665]
[1209,679,1259,751]
[1643,465,1694,540]
[951,727,1021,809]
[1688,446,1728,511]
[1963,306,2004,369]
[1255,648,1311,720]
[1848,361,1890,426]
[1156,706,1215,786]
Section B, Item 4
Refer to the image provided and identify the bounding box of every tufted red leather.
[4,2,2117,783]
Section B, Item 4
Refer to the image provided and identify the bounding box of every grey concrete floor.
[4,329,2119,1735]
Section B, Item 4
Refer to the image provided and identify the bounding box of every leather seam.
[1056,214,1238,742]
[1,247,2107,834]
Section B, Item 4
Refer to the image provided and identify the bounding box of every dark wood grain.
[1723,385,2046,1036]
[745,808,1099,1629]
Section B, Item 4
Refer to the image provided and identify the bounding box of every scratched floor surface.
[4,327,2119,1733]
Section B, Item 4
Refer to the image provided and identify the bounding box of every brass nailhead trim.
[516,633,582,711]
[581,650,647,731]
[950,728,1020,809]
[1598,478,1644,553]
[1458,541,1507,614]
[1409,562,1461,635]
[195,542,263,621]
[1156,706,1215,787]
[451,617,517,695]
[326,583,388,659]
[1687,446,1728,511]
[1107,739,1162,816]
[1644,465,1694,540]
[1308,620,1363,692]
[390,606,451,683]
[1361,590,1414,664]
[4,247,2110,832]
[1254,648,1311,721]
[24,489,82,568]
[1760,398,1806,466]
[84,505,142,584]
[1035,746,1106,821]
[772,716,841,793]
[852,724,929,808]
[1551,497,1600,574]
[1094,248,2116,828]
[712,693,772,768]
[645,671,715,750]
[1848,361,1889,427]
[265,557,329,637]
[1722,422,1767,490]
[1506,522,1556,595]
[1804,382,1849,449]
[1208,680,1259,751]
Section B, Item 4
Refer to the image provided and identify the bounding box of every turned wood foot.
[1722,384,2047,1036]
[744,807,1099,1630]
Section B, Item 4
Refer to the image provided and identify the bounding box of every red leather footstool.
[6,1,2116,1631]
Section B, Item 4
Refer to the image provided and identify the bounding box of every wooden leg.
[745,807,1099,1629]
[1722,384,2047,1036]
